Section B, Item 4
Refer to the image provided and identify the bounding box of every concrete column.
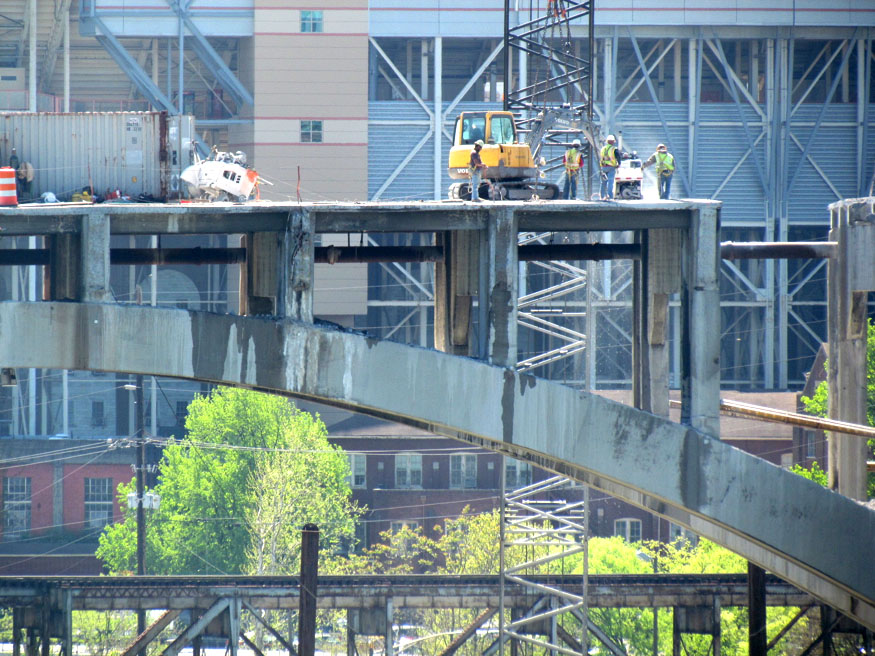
[681,205,720,437]
[282,210,314,322]
[81,212,111,302]
[384,598,394,656]
[46,234,80,301]
[434,230,479,357]
[487,208,518,367]
[827,199,873,500]
[241,232,280,316]
[229,597,240,656]
[634,229,681,418]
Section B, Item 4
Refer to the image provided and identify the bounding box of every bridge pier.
[633,228,681,419]
[827,198,875,500]
[680,205,721,437]
[672,600,721,656]
[486,207,518,367]
[45,212,112,302]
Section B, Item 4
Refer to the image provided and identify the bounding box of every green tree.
[800,318,875,497]
[338,509,811,656]
[98,386,360,575]
[789,461,828,486]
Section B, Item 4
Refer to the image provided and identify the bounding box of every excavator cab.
[448,111,558,200]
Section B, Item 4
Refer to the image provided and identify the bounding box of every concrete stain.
[679,428,703,510]
[501,370,515,443]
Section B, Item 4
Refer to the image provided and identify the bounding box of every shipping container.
[0,112,195,202]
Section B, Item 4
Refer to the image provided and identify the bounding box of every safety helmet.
[657,143,667,151]
[606,134,616,143]
[474,140,484,147]
[572,139,581,147]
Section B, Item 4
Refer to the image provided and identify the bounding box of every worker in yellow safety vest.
[643,143,675,200]
[599,134,628,200]
[562,139,583,200]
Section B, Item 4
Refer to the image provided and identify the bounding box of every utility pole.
[135,374,146,650]
[298,524,319,656]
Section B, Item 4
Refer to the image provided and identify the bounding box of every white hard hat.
[657,143,667,151]
[606,134,616,143]
[572,139,581,147]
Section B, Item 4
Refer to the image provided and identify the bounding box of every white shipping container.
[0,112,195,202]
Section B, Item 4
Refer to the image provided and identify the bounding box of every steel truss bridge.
[0,573,834,656]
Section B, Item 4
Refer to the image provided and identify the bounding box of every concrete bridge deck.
[0,199,873,631]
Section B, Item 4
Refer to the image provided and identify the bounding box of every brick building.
[0,439,135,574]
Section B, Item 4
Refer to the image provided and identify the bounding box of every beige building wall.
[233,2,369,323]
[243,1,369,203]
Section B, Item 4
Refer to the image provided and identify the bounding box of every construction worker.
[562,139,583,200]
[599,134,624,200]
[643,143,675,200]
[469,139,487,202]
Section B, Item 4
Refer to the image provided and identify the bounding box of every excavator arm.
[523,107,600,160]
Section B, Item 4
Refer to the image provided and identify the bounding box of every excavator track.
[449,181,560,201]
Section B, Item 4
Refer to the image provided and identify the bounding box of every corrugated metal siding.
[692,104,768,225]
[786,105,856,223]
[369,100,501,201]
[370,100,872,223]
[0,112,194,201]
[368,1,873,37]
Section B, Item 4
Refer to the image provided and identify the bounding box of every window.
[805,430,816,459]
[91,401,105,427]
[505,459,532,490]
[450,454,477,489]
[354,521,367,553]
[84,478,114,529]
[614,518,642,542]
[669,522,697,545]
[3,477,30,539]
[301,120,323,143]
[462,116,486,145]
[347,453,366,489]
[395,454,422,489]
[176,401,188,424]
[489,115,515,144]
[389,520,419,550]
[300,10,323,33]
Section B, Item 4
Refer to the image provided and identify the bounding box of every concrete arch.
[1,300,873,628]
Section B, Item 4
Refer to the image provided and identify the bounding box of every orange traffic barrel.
[0,167,17,207]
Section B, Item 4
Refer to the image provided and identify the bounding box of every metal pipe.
[720,241,837,260]
[669,398,875,439]
[317,245,443,264]
[135,374,146,656]
[113,247,247,265]
[519,243,641,261]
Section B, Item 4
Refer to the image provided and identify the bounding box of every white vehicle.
[180,148,263,201]
[614,155,643,200]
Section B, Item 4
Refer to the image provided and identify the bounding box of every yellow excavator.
[447,109,598,201]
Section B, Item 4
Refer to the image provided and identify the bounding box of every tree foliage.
[800,318,875,497]
[332,509,812,656]
[97,387,360,575]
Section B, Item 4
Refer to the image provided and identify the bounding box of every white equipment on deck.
[180,148,264,202]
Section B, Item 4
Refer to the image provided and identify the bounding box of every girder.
[0,301,872,629]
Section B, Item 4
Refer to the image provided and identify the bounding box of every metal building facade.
[365,6,875,390]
